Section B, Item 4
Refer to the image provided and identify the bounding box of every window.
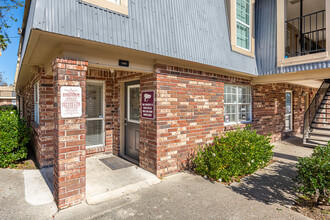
[82,0,128,15]
[230,0,255,57]
[236,0,251,50]
[86,81,105,148]
[285,91,292,131]
[34,82,39,124]
[224,85,252,124]
[127,85,140,123]
[107,0,120,4]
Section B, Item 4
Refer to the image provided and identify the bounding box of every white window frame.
[285,91,293,131]
[127,84,140,124]
[107,0,120,4]
[34,82,39,125]
[224,84,252,125]
[86,80,105,149]
[82,0,128,15]
[236,0,252,51]
[230,0,255,58]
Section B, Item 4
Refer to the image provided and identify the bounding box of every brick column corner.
[52,58,88,209]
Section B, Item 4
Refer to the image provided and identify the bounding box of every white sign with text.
[60,86,82,118]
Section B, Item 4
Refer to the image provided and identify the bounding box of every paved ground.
[42,154,161,205]
[0,137,314,220]
[0,169,57,220]
[230,136,314,208]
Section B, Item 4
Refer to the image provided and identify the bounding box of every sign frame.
[141,90,155,120]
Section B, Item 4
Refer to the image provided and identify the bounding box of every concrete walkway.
[230,136,314,208]
[0,137,313,220]
[0,169,57,220]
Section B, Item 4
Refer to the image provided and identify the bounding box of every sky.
[0,5,25,85]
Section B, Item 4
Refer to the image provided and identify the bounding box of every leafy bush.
[294,142,330,204]
[0,105,17,112]
[192,127,274,182]
[0,109,30,168]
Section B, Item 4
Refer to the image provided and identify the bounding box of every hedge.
[0,109,30,168]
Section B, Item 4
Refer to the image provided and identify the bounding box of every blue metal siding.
[27,0,257,75]
[255,0,277,76]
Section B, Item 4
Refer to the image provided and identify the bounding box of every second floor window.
[107,0,120,4]
[83,0,128,15]
[236,0,251,51]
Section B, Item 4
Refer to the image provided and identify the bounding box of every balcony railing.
[285,10,326,58]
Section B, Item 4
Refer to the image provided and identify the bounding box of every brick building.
[0,86,16,106]
[15,0,330,209]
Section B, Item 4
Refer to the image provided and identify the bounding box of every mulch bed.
[291,198,330,220]
[12,146,38,170]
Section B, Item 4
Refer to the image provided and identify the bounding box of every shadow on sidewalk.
[229,161,297,206]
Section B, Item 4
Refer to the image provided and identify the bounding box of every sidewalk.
[0,137,313,220]
[0,169,57,220]
[230,136,314,208]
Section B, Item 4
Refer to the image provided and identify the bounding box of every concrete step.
[305,139,329,146]
[312,121,330,125]
[315,117,330,120]
[308,134,330,142]
[317,111,330,114]
[310,127,330,135]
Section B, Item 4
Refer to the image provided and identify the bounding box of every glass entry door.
[86,81,104,148]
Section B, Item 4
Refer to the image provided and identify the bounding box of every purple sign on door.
[141,90,155,120]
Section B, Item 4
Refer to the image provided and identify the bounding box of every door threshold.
[120,155,139,166]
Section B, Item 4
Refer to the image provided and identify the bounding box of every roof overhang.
[16,29,256,91]
[251,68,330,88]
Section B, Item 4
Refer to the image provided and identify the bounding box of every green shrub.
[0,105,17,112]
[294,142,330,204]
[0,109,30,168]
[192,126,274,182]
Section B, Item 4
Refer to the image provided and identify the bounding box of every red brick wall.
[85,69,158,173]
[153,64,317,177]
[0,99,15,105]
[52,58,88,209]
[139,73,158,173]
[18,61,319,181]
[20,69,55,167]
[251,83,317,141]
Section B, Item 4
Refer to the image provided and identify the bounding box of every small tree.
[0,0,24,51]
[0,71,7,86]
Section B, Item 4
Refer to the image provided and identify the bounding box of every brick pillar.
[52,58,88,209]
